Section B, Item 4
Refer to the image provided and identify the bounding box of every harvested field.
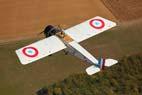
[0,0,115,43]
[102,0,142,21]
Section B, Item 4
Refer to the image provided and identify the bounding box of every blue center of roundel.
[95,22,100,25]
[28,50,33,53]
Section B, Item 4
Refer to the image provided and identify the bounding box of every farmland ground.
[0,19,142,95]
[0,0,115,43]
[101,0,142,21]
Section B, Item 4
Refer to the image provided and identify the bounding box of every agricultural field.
[0,0,115,43]
[101,0,142,21]
[0,19,142,95]
[0,0,142,95]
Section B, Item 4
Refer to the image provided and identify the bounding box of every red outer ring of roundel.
[89,19,105,29]
[22,47,38,57]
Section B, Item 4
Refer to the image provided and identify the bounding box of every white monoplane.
[15,16,118,75]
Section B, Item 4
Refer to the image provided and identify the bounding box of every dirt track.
[102,0,142,21]
[0,0,115,43]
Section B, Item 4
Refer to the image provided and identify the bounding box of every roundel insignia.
[89,19,105,29]
[22,47,39,57]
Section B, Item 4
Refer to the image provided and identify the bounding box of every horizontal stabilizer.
[104,59,118,67]
[86,65,100,75]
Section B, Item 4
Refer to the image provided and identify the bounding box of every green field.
[0,20,142,95]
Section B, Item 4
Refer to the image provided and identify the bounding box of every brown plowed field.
[101,0,142,21]
[0,0,115,43]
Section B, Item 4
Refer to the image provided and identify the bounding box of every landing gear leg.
[63,49,68,55]
[49,54,52,56]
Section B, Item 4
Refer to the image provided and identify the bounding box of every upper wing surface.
[15,36,66,65]
[64,16,116,42]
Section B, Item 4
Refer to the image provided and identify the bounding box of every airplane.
[15,16,118,75]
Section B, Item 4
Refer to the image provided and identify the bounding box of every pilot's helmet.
[44,25,55,33]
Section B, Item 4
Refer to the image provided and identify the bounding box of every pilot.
[42,25,60,38]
